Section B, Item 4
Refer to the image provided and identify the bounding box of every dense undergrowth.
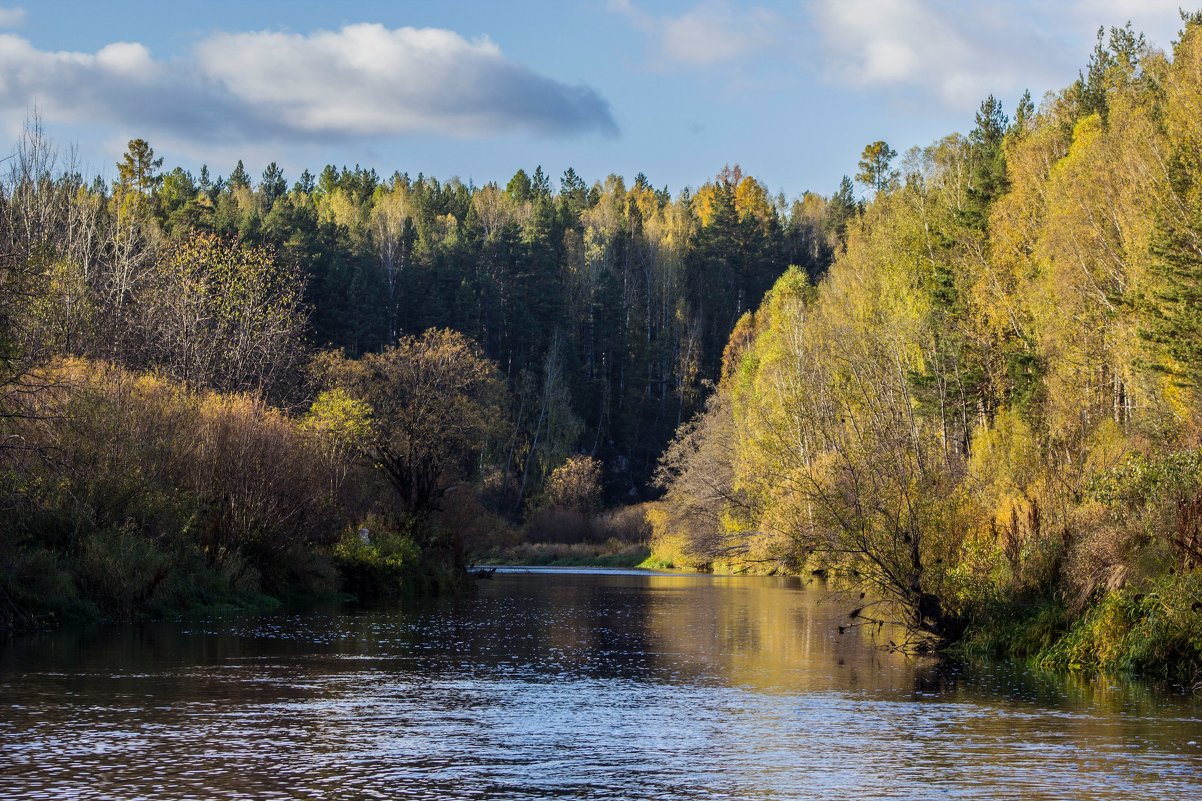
[470,502,652,567]
[0,358,469,629]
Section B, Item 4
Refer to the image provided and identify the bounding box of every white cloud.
[809,0,1188,112]
[0,7,25,28]
[0,23,617,146]
[195,24,616,137]
[612,0,781,68]
[810,0,1060,110]
[94,42,155,75]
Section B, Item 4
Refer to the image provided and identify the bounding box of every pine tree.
[1142,157,1202,385]
[855,141,897,194]
[964,95,1009,230]
[116,138,163,194]
[228,159,250,190]
[260,162,287,209]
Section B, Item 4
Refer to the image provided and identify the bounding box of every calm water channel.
[2,568,1201,800]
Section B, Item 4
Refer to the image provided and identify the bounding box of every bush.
[540,456,602,514]
[523,502,651,545]
[0,543,77,627]
[645,503,710,570]
[257,546,342,601]
[77,525,173,621]
[433,489,512,556]
[1035,572,1202,677]
[594,504,652,543]
[189,390,347,562]
[332,517,423,599]
[525,507,596,544]
[0,358,358,625]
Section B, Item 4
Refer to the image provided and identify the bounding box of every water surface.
[2,570,1200,799]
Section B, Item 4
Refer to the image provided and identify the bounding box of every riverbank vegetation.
[650,17,1202,677]
[4,10,1201,682]
[0,104,833,625]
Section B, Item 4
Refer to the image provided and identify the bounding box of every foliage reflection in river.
[1,570,1200,800]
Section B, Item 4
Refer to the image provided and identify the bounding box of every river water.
[1,568,1200,800]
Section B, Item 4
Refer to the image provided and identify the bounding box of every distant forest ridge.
[10,133,860,499]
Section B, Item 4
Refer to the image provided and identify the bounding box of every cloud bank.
[810,0,1060,110]
[0,23,618,145]
[809,0,1187,112]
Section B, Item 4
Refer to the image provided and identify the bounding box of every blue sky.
[0,0,1189,198]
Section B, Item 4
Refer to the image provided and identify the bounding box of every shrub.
[332,517,423,599]
[0,543,76,627]
[1036,572,1202,676]
[525,507,595,544]
[594,504,652,543]
[645,503,709,570]
[76,525,173,621]
[540,456,602,514]
[0,358,356,624]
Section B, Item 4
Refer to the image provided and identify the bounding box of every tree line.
[8,127,851,495]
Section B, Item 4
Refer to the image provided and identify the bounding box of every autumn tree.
[0,119,93,442]
[116,138,163,196]
[133,233,307,398]
[654,390,745,562]
[0,236,46,447]
[856,140,898,194]
[542,456,603,513]
[316,328,508,533]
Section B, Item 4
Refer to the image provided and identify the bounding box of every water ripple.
[1,571,1199,800]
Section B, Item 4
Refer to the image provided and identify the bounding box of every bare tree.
[133,233,308,399]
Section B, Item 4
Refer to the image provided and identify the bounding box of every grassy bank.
[475,540,651,568]
[1,524,467,630]
[950,574,1202,683]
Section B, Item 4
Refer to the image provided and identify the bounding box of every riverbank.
[0,527,468,630]
[950,573,1202,683]
[639,544,1202,683]
[473,540,651,568]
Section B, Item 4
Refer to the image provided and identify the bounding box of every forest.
[0,95,846,624]
[651,18,1202,675]
[3,12,1202,679]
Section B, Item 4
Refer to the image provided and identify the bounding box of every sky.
[0,0,1191,198]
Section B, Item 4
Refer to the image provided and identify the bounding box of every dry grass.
[524,502,651,544]
[481,540,651,568]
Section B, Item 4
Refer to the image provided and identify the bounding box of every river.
[2,568,1200,799]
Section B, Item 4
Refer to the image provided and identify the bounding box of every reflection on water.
[1,571,1200,800]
